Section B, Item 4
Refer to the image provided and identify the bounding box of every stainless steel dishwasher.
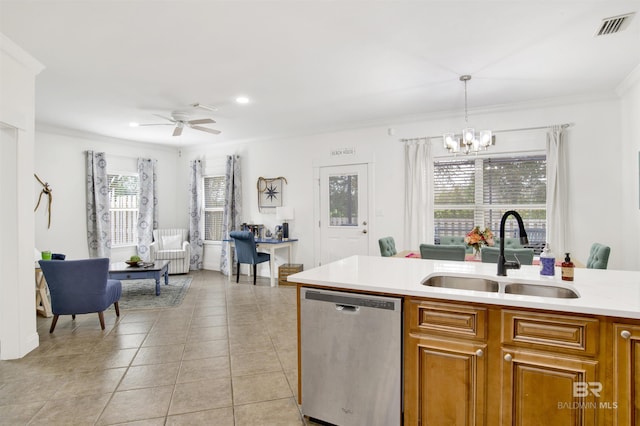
[300,287,402,426]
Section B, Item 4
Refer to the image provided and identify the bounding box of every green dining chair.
[586,243,610,269]
[379,237,397,257]
[420,244,466,261]
[481,247,534,265]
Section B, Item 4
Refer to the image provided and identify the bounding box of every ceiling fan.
[137,111,221,136]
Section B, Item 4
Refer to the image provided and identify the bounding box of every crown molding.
[616,63,640,96]
[0,33,44,75]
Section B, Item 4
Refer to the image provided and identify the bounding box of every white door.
[319,164,369,265]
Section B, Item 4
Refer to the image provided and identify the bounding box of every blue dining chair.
[230,231,270,285]
[378,237,398,257]
[420,244,466,261]
[38,258,122,333]
[586,243,610,269]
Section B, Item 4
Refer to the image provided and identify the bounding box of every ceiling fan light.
[236,96,250,104]
[129,122,139,127]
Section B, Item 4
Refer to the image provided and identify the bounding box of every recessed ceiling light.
[129,122,139,127]
[235,96,250,104]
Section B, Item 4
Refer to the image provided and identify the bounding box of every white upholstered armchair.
[150,228,190,274]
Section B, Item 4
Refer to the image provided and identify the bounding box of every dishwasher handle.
[335,304,360,313]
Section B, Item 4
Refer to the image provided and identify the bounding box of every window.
[434,155,546,253]
[108,173,139,246]
[204,176,226,241]
[329,173,359,226]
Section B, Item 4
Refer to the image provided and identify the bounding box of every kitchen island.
[289,255,640,425]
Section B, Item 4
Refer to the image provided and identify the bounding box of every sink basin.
[423,275,499,292]
[504,283,579,299]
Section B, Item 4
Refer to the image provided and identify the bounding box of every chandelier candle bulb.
[540,243,555,277]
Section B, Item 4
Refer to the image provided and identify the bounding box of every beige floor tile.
[284,368,299,400]
[95,333,147,350]
[132,344,185,366]
[234,397,304,425]
[0,401,45,424]
[182,339,229,361]
[190,314,227,328]
[231,348,283,377]
[111,321,155,335]
[88,348,138,369]
[51,367,127,399]
[186,325,228,342]
[109,418,166,426]
[277,347,299,371]
[166,406,234,425]
[232,371,293,405]
[97,385,174,425]
[229,335,275,355]
[118,311,162,324]
[0,374,64,405]
[177,356,230,383]
[193,306,227,317]
[168,377,232,415]
[28,393,110,425]
[119,362,180,390]
[142,331,188,347]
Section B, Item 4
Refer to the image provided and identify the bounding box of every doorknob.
[362,221,367,226]
[362,229,367,234]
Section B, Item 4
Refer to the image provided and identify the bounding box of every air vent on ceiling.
[595,12,635,36]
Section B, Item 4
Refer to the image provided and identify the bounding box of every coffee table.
[109,260,170,296]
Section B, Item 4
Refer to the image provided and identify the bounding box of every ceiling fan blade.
[172,126,183,137]
[152,114,176,123]
[191,125,221,135]
[188,118,215,125]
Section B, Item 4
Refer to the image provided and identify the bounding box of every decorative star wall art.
[257,176,287,211]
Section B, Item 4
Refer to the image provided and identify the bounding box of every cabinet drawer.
[408,299,487,340]
[502,310,599,356]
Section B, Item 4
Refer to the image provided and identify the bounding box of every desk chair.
[38,258,122,333]
[379,237,398,257]
[480,247,534,265]
[420,244,466,261]
[586,243,610,269]
[230,231,270,285]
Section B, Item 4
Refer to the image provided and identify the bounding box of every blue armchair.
[230,231,270,285]
[38,258,122,333]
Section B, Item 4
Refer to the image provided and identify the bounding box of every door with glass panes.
[319,164,369,265]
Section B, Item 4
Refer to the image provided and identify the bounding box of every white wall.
[619,65,640,270]
[33,128,182,262]
[0,34,44,359]
[32,92,636,275]
[177,94,629,272]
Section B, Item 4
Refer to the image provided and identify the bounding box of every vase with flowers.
[464,226,495,259]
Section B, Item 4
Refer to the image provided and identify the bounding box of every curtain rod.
[399,122,573,143]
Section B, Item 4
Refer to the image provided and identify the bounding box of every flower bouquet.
[464,226,495,258]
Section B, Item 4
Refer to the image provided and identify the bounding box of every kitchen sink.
[422,275,499,292]
[504,283,579,299]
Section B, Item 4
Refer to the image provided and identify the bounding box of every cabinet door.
[405,335,487,426]
[614,323,640,425]
[501,348,599,426]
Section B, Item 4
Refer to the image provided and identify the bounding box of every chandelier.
[443,75,493,154]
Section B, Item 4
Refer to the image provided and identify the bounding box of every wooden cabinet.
[405,298,606,426]
[613,323,640,425]
[405,299,488,425]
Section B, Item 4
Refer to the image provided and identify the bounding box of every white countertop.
[288,255,640,319]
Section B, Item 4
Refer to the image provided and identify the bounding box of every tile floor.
[0,270,320,425]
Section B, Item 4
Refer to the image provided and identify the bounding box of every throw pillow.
[162,234,183,250]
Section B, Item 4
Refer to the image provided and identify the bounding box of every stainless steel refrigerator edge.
[300,287,402,425]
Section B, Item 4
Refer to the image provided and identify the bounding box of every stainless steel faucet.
[497,210,529,276]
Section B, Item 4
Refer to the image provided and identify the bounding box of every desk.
[35,267,53,317]
[226,238,298,287]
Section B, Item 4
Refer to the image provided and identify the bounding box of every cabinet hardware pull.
[621,330,632,339]
[475,349,483,357]
[504,353,513,362]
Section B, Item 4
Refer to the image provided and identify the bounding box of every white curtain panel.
[546,126,568,256]
[136,158,158,262]
[188,160,204,270]
[220,155,242,276]
[85,151,111,258]
[404,141,434,250]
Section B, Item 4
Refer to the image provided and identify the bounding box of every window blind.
[204,176,225,241]
[108,173,139,246]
